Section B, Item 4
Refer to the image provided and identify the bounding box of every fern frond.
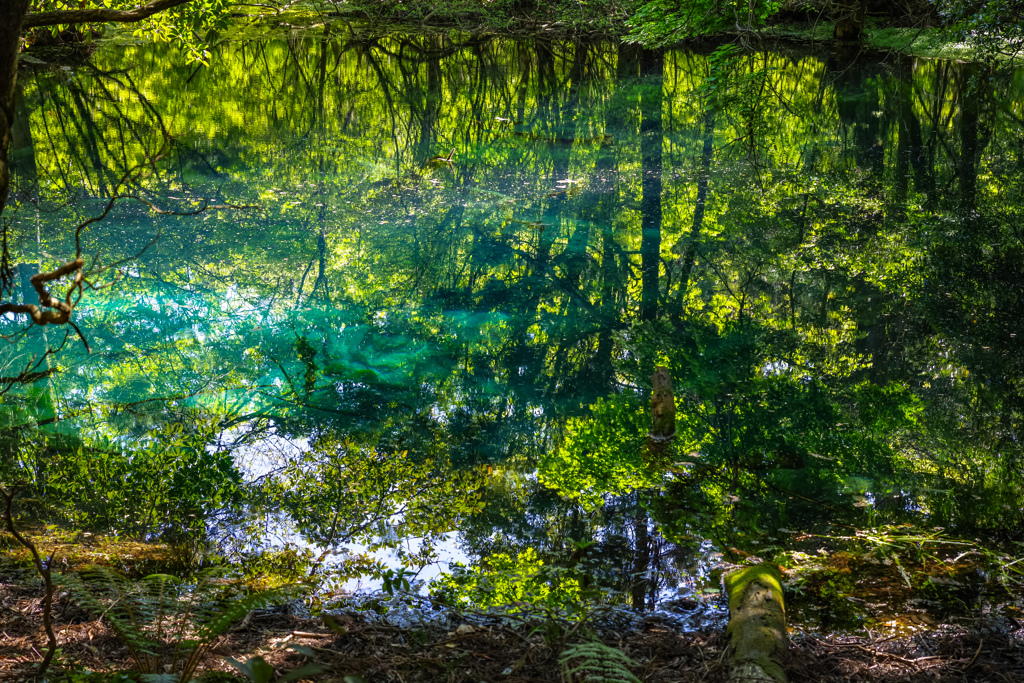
[58,567,164,672]
[60,565,305,681]
[559,641,641,683]
[196,582,305,642]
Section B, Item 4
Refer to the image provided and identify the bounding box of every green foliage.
[339,0,637,31]
[26,0,235,64]
[7,11,1024,610]
[234,545,315,590]
[940,0,1024,62]
[377,566,413,596]
[35,420,241,538]
[260,434,483,558]
[538,396,657,509]
[627,0,780,45]
[429,547,585,610]
[551,0,642,32]
[559,640,641,683]
[59,566,305,682]
[612,310,928,546]
[335,0,514,28]
[854,382,922,435]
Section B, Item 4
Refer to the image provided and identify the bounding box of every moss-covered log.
[724,563,787,683]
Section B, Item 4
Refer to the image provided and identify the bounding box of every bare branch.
[0,331,69,398]
[23,0,194,29]
[0,485,57,677]
[0,259,83,325]
[122,195,256,215]
[67,319,91,353]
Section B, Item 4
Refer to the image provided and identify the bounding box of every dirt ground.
[2,574,1024,682]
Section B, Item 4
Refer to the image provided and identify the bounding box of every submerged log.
[724,563,788,683]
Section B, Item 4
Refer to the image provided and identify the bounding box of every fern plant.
[559,640,641,683]
[227,645,323,683]
[60,565,303,682]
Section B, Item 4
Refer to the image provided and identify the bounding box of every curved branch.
[23,0,194,29]
[0,486,57,677]
[0,258,85,325]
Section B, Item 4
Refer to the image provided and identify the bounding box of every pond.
[3,25,1024,628]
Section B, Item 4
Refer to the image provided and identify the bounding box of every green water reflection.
[3,29,1024,614]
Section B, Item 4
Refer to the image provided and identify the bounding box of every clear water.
[4,29,1024,622]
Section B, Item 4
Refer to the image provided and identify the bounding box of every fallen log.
[724,563,788,683]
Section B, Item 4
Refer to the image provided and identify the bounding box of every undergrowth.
[59,566,305,682]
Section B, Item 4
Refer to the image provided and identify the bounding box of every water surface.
[4,29,1024,620]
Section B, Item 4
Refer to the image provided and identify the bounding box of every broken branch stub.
[724,563,788,683]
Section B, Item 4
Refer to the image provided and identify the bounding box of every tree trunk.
[957,65,981,216]
[639,49,663,322]
[9,81,37,198]
[0,1,32,215]
[671,107,715,298]
[833,0,865,41]
[23,0,191,29]
[630,502,650,610]
[646,366,675,461]
[724,563,788,683]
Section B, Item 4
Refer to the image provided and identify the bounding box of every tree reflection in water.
[2,30,1023,616]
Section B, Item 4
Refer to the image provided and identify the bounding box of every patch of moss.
[0,525,203,578]
[724,563,785,616]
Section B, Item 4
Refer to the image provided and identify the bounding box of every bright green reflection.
[3,30,1024,611]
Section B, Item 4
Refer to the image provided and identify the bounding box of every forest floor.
[2,571,1024,683]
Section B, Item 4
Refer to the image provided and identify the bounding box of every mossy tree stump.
[724,563,787,683]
